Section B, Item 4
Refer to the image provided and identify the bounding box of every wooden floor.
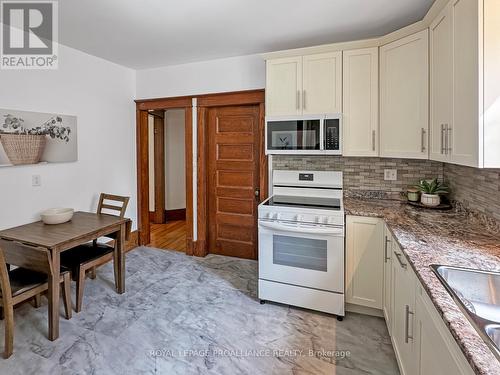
[150,220,187,252]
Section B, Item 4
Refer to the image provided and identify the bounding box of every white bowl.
[41,208,74,225]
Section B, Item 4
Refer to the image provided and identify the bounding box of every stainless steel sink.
[431,265,500,360]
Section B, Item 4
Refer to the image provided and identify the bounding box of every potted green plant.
[0,114,71,165]
[415,178,449,207]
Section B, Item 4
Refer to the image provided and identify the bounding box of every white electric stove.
[258,170,345,319]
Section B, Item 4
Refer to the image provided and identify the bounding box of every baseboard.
[165,208,186,221]
[345,303,384,317]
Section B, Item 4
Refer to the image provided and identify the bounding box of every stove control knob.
[296,214,303,222]
[322,216,329,224]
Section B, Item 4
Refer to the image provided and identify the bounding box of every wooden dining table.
[0,211,131,340]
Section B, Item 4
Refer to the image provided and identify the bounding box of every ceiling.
[59,0,435,70]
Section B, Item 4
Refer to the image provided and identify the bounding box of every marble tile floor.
[0,247,399,375]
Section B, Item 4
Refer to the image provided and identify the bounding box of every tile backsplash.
[272,155,500,225]
[272,156,443,194]
[444,163,500,222]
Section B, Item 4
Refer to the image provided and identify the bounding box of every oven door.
[258,220,344,293]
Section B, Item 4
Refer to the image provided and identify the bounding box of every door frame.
[135,96,192,251]
[149,110,166,224]
[135,89,266,257]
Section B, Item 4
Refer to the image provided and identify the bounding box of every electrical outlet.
[32,175,41,187]
[384,169,397,181]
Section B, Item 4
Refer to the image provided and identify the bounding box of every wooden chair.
[0,240,72,359]
[60,193,129,312]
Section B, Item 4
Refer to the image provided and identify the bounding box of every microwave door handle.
[259,220,343,235]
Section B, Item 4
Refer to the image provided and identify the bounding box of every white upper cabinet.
[449,0,479,166]
[429,3,453,162]
[303,52,342,114]
[266,57,302,116]
[380,30,429,159]
[430,0,500,167]
[266,52,342,117]
[343,48,379,156]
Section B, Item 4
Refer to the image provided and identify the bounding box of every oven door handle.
[259,220,344,236]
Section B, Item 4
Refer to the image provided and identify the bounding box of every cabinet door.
[430,4,453,162]
[343,48,379,156]
[391,243,416,375]
[383,226,393,334]
[450,0,479,166]
[415,285,474,375]
[302,52,342,114]
[346,216,384,309]
[266,57,302,116]
[380,30,429,159]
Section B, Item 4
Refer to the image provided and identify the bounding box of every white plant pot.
[421,193,440,207]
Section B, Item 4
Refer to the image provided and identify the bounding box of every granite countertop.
[344,197,500,375]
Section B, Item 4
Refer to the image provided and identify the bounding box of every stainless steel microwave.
[265,114,342,155]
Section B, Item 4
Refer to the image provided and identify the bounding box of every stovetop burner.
[263,195,341,210]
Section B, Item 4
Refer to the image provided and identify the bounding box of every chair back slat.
[0,239,52,275]
[97,193,129,218]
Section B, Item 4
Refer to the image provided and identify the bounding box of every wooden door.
[429,4,453,162]
[207,105,260,259]
[302,51,342,114]
[265,56,302,116]
[342,48,379,156]
[380,29,429,159]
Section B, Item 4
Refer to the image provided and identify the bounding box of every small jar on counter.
[406,187,420,202]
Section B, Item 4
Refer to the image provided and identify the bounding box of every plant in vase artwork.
[414,178,449,207]
[0,114,72,165]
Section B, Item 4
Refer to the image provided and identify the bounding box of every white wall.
[136,54,265,99]
[0,43,137,230]
[165,109,186,210]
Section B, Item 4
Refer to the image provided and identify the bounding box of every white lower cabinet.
[347,216,474,375]
[383,225,393,334]
[391,242,417,375]
[346,216,384,309]
[415,283,475,375]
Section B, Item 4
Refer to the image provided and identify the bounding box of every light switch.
[384,169,397,181]
[32,175,41,186]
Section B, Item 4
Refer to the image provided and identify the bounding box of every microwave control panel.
[324,119,340,151]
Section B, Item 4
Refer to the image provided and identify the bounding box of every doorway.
[148,109,187,252]
[135,90,266,258]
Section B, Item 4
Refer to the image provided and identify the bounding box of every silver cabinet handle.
[372,130,376,151]
[384,236,391,263]
[441,124,445,154]
[421,128,426,152]
[303,90,306,110]
[447,125,452,154]
[296,91,300,110]
[394,251,407,269]
[405,304,414,343]
[444,124,449,155]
